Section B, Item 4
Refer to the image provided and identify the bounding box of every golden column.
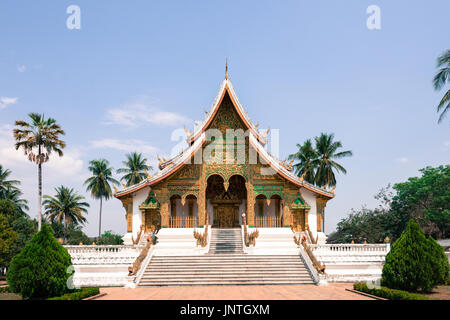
[246,181,255,227]
[198,181,206,226]
[159,187,169,227]
[282,203,291,227]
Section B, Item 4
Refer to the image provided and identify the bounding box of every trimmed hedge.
[48,287,100,300]
[382,219,449,292]
[7,224,73,299]
[353,283,436,300]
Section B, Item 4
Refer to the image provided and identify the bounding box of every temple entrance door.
[291,210,306,231]
[144,210,161,232]
[214,205,238,228]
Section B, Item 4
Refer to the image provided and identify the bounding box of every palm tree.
[13,113,66,231]
[117,152,152,186]
[0,165,20,197]
[288,139,318,184]
[1,186,29,213]
[84,159,119,237]
[433,49,450,123]
[43,186,89,237]
[314,133,353,188]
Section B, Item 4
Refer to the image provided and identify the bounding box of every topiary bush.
[6,224,73,299]
[381,219,449,292]
[427,236,450,286]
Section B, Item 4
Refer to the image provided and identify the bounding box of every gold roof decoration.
[299,173,306,182]
[262,128,270,139]
[225,58,228,79]
[331,186,336,194]
[157,156,163,165]
[184,126,192,138]
[145,171,151,179]
[113,185,118,193]
[122,183,127,189]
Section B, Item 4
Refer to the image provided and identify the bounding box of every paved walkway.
[97,283,372,300]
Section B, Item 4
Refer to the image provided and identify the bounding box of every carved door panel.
[214,206,236,228]
[292,210,305,231]
[145,211,161,232]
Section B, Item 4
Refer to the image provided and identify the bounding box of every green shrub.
[0,286,10,293]
[427,236,450,286]
[48,287,100,300]
[6,224,73,299]
[381,219,449,292]
[96,230,123,245]
[353,283,435,300]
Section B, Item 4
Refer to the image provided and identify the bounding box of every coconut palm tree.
[84,159,119,237]
[117,152,152,186]
[43,186,89,237]
[314,133,353,188]
[13,113,65,231]
[0,165,20,197]
[433,49,450,123]
[288,139,318,184]
[1,186,29,213]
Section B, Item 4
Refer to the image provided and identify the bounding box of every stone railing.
[64,245,143,265]
[309,244,390,263]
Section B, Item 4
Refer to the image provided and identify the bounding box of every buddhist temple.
[114,68,334,244]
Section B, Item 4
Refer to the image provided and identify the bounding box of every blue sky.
[0,1,449,236]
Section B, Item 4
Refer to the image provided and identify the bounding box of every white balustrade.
[309,244,390,264]
[64,245,143,265]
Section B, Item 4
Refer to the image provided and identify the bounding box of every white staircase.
[138,228,314,286]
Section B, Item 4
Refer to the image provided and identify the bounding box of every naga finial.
[300,173,305,181]
[122,183,127,189]
[262,128,270,138]
[157,156,163,165]
[331,186,336,193]
[289,159,294,166]
[145,171,151,179]
[184,126,192,137]
[113,185,118,193]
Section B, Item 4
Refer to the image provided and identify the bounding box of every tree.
[97,230,124,245]
[117,152,152,186]
[6,224,73,299]
[13,113,66,231]
[1,186,29,213]
[382,220,449,292]
[314,133,352,188]
[433,49,450,123]
[0,214,18,270]
[288,139,318,184]
[84,159,119,237]
[0,164,20,197]
[0,200,36,270]
[390,165,450,239]
[43,186,89,239]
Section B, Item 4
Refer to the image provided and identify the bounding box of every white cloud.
[17,65,26,73]
[395,157,409,163]
[0,123,84,178]
[0,97,18,109]
[103,97,190,127]
[90,138,159,155]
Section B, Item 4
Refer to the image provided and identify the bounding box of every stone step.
[138,280,314,286]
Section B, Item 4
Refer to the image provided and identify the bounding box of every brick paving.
[97,283,373,300]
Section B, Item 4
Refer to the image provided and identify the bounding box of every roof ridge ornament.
[225,58,228,79]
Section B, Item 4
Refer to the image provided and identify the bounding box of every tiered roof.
[114,76,334,199]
